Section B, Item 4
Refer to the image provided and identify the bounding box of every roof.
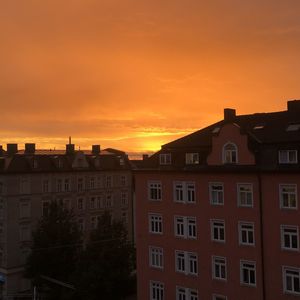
[163,108,300,150]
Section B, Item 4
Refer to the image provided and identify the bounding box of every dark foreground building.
[135,100,300,300]
[0,142,133,298]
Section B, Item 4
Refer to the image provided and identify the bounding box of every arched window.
[223,142,238,164]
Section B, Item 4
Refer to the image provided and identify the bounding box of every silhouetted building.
[0,143,133,297]
[135,100,300,300]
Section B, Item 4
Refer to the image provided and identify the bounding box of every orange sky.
[1,0,300,155]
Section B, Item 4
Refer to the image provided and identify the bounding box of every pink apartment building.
[135,100,300,300]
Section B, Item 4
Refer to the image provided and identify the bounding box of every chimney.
[0,146,3,156]
[224,108,236,121]
[92,145,101,155]
[143,154,149,160]
[7,143,18,155]
[66,144,75,155]
[287,100,300,112]
[66,136,75,154]
[25,143,36,154]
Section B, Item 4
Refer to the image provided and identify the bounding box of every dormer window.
[279,150,298,164]
[159,153,171,165]
[33,159,38,169]
[223,142,238,164]
[186,153,199,165]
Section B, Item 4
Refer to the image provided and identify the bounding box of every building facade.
[135,100,300,300]
[0,143,133,297]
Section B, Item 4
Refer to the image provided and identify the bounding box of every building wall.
[0,169,133,296]
[136,171,265,300]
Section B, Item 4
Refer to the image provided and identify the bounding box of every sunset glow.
[1,0,300,155]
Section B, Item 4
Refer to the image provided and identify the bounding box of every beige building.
[0,142,133,298]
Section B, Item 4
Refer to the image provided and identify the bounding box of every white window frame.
[149,214,163,234]
[239,222,255,246]
[279,150,298,164]
[209,182,224,205]
[148,181,162,201]
[240,260,256,287]
[149,246,163,269]
[280,184,297,209]
[159,153,171,165]
[150,281,164,300]
[212,256,227,281]
[185,153,199,165]
[211,219,225,243]
[175,251,198,276]
[19,200,31,218]
[283,266,300,295]
[223,142,238,164]
[173,181,196,204]
[174,216,197,239]
[237,183,253,207]
[281,225,299,251]
[176,286,198,300]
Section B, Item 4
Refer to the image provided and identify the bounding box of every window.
[223,142,238,164]
[19,200,31,218]
[148,181,162,201]
[280,184,297,209]
[64,178,70,191]
[77,178,84,191]
[77,198,85,210]
[185,153,199,165]
[149,214,163,234]
[121,192,128,206]
[279,150,298,164]
[239,222,255,246]
[212,256,227,280]
[238,184,253,207]
[42,179,49,193]
[0,182,2,194]
[174,216,197,239]
[19,225,31,242]
[211,220,225,242]
[209,183,224,205]
[105,193,113,207]
[90,216,98,230]
[63,199,71,210]
[175,251,198,275]
[57,179,62,192]
[149,246,163,269]
[150,281,164,300]
[90,197,96,209]
[106,175,112,188]
[159,153,171,165]
[286,123,300,132]
[42,201,50,216]
[120,175,126,186]
[281,225,299,250]
[20,176,30,194]
[283,266,300,295]
[121,211,128,224]
[97,195,103,208]
[176,286,198,300]
[240,260,256,286]
[173,182,195,203]
[212,295,227,300]
[78,218,85,232]
[90,177,95,189]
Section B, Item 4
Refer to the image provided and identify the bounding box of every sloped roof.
[163,109,300,150]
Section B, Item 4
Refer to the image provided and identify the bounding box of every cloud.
[1,0,300,151]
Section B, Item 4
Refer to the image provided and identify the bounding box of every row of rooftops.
[0,143,131,173]
[1,100,299,173]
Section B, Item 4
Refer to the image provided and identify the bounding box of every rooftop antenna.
[69,136,72,145]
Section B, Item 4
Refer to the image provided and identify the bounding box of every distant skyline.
[1,0,300,153]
